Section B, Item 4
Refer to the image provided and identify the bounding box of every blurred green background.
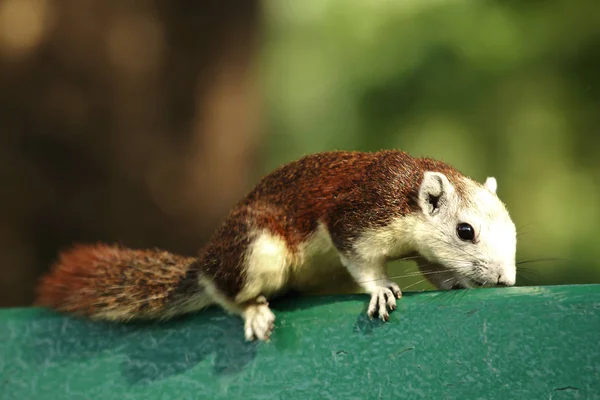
[0,0,598,306]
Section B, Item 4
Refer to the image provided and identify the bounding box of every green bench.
[1,284,599,399]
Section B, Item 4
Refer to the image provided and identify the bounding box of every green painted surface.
[1,285,599,399]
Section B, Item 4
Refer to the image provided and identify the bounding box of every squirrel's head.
[412,171,517,290]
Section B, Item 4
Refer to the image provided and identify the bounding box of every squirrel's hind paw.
[242,296,276,341]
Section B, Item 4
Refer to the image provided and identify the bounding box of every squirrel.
[35,150,517,341]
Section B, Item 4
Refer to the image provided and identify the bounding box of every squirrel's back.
[234,149,465,247]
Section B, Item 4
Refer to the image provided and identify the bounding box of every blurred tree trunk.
[0,0,263,306]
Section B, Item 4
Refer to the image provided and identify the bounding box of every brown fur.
[36,150,467,319]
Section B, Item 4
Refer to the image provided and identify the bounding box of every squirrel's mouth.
[450,278,487,290]
[414,256,491,291]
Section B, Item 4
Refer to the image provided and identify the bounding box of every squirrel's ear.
[418,172,455,216]
[484,177,497,194]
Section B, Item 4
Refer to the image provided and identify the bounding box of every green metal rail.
[1,285,599,399]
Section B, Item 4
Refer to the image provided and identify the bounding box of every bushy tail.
[35,243,208,321]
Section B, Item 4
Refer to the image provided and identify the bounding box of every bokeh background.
[1,0,598,307]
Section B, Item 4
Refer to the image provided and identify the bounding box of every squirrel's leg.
[327,210,402,321]
[200,278,276,341]
[233,228,291,340]
[200,275,277,342]
[326,202,403,321]
[200,207,289,341]
[340,256,402,321]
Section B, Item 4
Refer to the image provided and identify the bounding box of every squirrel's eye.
[456,223,475,241]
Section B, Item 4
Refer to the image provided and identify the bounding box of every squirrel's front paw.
[367,282,402,321]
